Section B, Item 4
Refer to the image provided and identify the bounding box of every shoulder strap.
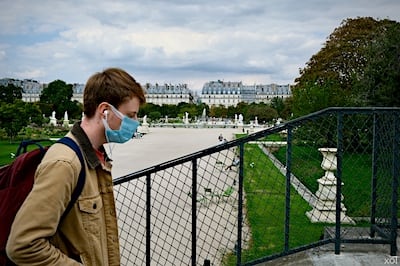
[56,137,86,221]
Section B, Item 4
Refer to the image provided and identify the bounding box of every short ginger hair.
[83,67,146,118]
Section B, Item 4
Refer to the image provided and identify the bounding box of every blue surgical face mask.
[102,104,140,143]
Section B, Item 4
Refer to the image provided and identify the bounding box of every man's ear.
[98,102,110,119]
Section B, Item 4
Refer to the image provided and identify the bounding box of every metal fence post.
[370,112,378,237]
[335,112,343,255]
[284,126,293,253]
[192,159,198,266]
[390,111,399,256]
[237,143,244,266]
[146,173,151,266]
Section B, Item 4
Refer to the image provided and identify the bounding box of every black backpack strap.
[56,137,86,221]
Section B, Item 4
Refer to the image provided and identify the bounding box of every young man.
[6,68,146,265]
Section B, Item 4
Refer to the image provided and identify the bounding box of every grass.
[222,144,325,265]
[0,141,21,166]
[223,138,390,264]
[236,133,286,141]
[273,146,373,217]
[0,139,54,166]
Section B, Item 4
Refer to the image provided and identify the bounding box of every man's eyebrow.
[127,111,137,117]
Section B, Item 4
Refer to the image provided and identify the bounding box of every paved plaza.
[111,127,238,178]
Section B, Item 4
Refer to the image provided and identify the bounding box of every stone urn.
[306,148,354,224]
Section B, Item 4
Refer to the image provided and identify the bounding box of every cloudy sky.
[0,0,399,91]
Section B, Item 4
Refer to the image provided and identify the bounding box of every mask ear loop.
[102,109,114,160]
[109,104,124,120]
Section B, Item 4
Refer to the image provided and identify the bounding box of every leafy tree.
[194,103,209,118]
[0,100,38,139]
[280,97,293,120]
[139,103,159,118]
[162,104,180,118]
[234,102,249,120]
[209,105,228,118]
[179,103,199,121]
[137,100,287,124]
[0,84,22,103]
[292,79,350,117]
[24,102,45,126]
[148,111,162,121]
[246,103,278,124]
[292,17,399,116]
[226,105,238,119]
[65,100,83,120]
[270,97,285,118]
[40,80,73,119]
[354,22,400,106]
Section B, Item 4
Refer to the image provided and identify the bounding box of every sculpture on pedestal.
[306,148,354,224]
[49,111,57,126]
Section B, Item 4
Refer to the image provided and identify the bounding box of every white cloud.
[0,50,5,60]
[0,0,399,90]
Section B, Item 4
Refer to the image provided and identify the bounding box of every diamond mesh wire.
[373,113,397,234]
[113,109,399,265]
[114,147,242,265]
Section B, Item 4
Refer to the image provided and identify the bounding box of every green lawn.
[273,146,373,217]
[0,141,21,166]
[0,140,54,166]
[223,139,391,265]
[223,144,325,265]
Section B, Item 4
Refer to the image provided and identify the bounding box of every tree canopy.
[0,100,44,140]
[292,17,400,117]
[39,79,82,119]
[0,84,22,104]
[354,22,400,106]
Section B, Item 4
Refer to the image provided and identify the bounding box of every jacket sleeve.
[6,157,83,266]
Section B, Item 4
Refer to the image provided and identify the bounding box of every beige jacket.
[6,123,120,265]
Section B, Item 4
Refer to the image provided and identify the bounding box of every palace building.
[143,83,195,105]
[1,78,291,107]
[200,80,291,107]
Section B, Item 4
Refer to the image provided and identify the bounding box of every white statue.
[64,111,68,121]
[238,114,243,123]
[138,114,150,134]
[184,112,189,124]
[49,111,57,126]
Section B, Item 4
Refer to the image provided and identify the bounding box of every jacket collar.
[71,121,110,170]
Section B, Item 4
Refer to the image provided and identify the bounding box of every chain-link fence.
[113,107,400,265]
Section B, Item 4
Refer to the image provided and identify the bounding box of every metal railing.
[113,107,400,265]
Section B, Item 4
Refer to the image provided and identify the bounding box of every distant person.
[6,68,146,265]
[225,155,240,170]
[218,133,224,142]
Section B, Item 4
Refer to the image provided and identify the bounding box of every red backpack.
[0,137,85,265]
